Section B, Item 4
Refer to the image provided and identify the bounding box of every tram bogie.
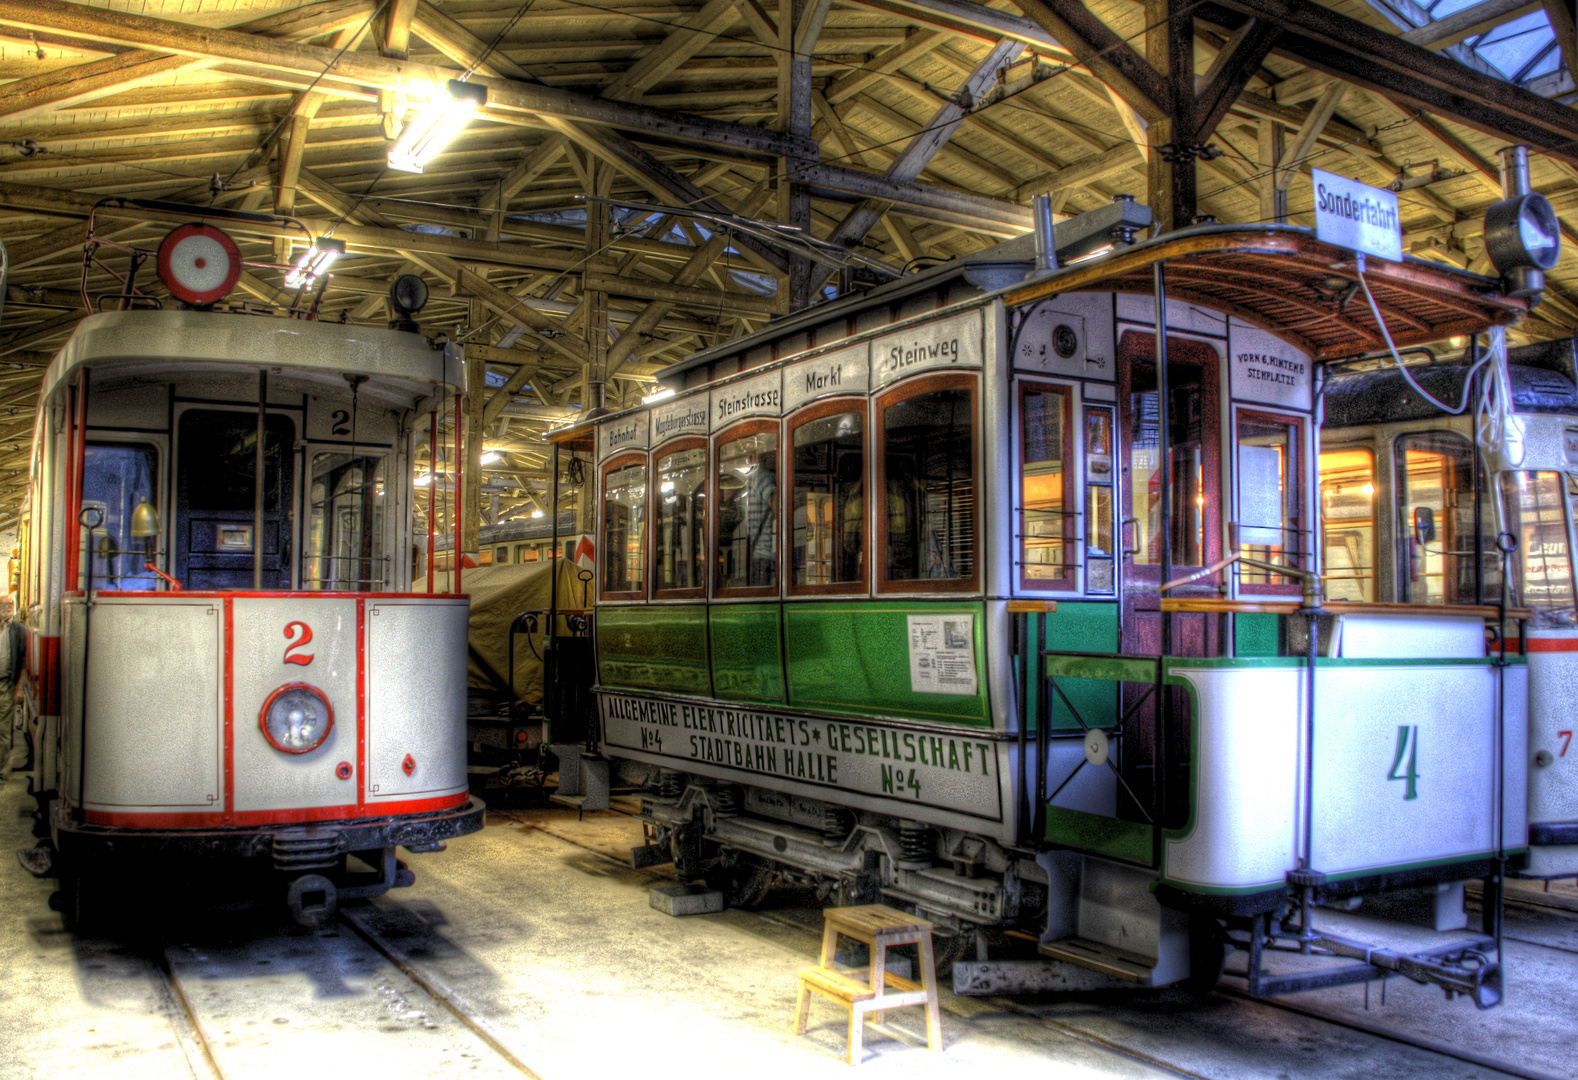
[14,218,483,924]
[546,208,1535,1006]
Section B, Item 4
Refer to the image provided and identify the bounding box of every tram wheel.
[1185,913,1227,994]
[703,853,777,909]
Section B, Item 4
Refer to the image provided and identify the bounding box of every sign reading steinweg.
[1311,168,1402,263]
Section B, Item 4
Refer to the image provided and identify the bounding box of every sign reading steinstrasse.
[1311,168,1402,263]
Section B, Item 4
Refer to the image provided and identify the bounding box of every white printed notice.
[1311,167,1401,263]
[907,614,978,695]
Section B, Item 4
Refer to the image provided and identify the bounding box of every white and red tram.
[13,219,481,924]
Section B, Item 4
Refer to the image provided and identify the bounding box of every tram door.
[175,409,295,590]
[1116,331,1222,824]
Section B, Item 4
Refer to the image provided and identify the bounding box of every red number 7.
[1559,731,1573,757]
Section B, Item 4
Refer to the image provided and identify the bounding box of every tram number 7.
[881,765,922,799]
[1388,725,1420,801]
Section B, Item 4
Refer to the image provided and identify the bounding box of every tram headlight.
[259,683,334,754]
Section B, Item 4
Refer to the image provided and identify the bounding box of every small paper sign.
[1311,168,1401,262]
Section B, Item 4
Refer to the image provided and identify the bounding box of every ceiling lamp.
[387,80,487,174]
[284,236,345,290]
[156,223,242,307]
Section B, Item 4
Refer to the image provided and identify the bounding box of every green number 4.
[1388,725,1420,801]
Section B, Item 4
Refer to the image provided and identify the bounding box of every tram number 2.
[283,621,315,666]
[1388,725,1420,801]
[881,765,922,799]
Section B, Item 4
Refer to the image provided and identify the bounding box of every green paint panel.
[1235,612,1281,657]
[1045,806,1153,865]
[709,604,786,704]
[598,605,710,695]
[1045,654,1157,683]
[784,601,990,726]
[1043,602,1121,730]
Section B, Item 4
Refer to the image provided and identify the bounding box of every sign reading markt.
[1311,167,1402,263]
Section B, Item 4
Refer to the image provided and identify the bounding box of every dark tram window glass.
[791,406,865,590]
[1394,431,1497,604]
[715,425,778,592]
[1319,448,1377,602]
[1501,471,1576,626]
[602,458,647,597]
[654,442,707,594]
[175,410,295,591]
[1130,363,1207,567]
[880,378,976,588]
[1019,383,1073,589]
[305,453,386,591]
[1237,411,1303,591]
[81,442,158,590]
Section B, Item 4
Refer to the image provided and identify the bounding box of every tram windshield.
[716,428,777,590]
[1319,449,1377,602]
[1237,412,1303,589]
[791,409,864,589]
[304,453,386,591]
[80,442,159,591]
[1395,431,1497,604]
[1499,471,1577,626]
[881,383,975,584]
[654,444,706,593]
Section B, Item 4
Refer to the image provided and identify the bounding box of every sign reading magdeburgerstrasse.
[1311,167,1402,263]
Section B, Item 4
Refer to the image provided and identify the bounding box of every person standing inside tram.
[0,600,24,783]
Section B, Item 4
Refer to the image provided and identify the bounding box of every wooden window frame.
[787,396,870,597]
[712,418,781,600]
[1016,380,1076,592]
[650,436,709,600]
[875,371,981,596]
[1235,407,1306,597]
[599,451,648,602]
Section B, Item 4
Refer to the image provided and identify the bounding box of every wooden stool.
[793,904,943,1064]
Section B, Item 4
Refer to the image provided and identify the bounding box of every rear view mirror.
[1413,506,1436,545]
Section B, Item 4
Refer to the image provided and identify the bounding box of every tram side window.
[305,453,386,591]
[1129,361,1209,568]
[1319,449,1376,602]
[81,442,159,590]
[602,459,647,597]
[1501,471,1576,626]
[1019,384,1073,589]
[716,426,778,591]
[1237,413,1302,590]
[791,408,864,589]
[1395,432,1496,604]
[654,443,706,594]
[881,379,976,587]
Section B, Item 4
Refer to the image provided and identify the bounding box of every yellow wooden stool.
[793,904,943,1064]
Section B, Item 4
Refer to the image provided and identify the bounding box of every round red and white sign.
[156,223,242,305]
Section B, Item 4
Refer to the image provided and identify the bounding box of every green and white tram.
[548,214,1531,1006]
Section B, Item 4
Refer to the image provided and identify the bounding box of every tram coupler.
[1300,928,1502,1009]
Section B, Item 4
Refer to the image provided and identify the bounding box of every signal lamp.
[157,223,242,307]
[389,273,430,332]
[260,683,333,754]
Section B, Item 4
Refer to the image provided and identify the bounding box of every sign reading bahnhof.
[599,691,1003,820]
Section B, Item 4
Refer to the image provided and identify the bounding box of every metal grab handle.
[1120,516,1140,557]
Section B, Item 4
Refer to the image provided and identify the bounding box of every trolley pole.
[253,370,266,591]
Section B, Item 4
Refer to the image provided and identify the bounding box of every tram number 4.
[640,727,662,752]
[283,621,315,666]
[881,765,922,799]
[1388,725,1420,801]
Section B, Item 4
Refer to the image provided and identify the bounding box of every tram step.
[1037,937,1164,985]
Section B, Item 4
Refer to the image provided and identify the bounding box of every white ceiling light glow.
[387,80,487,174]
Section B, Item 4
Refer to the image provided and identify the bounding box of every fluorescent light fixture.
[531,509,544,519]
[642,386,675,404]
[284,237,345,289]
[387,79,486,174]
[480,450,501,465]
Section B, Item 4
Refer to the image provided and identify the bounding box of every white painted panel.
[1228,322,1313,410]
[366,599,469,799]
[1115,294,1229,337]
[1528,637,1578,836]
[650,392,710,444]
[1340,614,1485,658]
[598,413,650,460]
[80,597,222,811]
[709,369,782,430]
[871,309,983,388]
[232,596,359,812]
[782,344,868,413]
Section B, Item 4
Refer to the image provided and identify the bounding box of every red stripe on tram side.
[356,597,367,812]
[80,793,470,829]
[1521,637,1578,653]
[223,595,234,823]
[37,634,60,718]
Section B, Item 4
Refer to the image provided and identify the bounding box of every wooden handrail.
[1159,598,1534,619]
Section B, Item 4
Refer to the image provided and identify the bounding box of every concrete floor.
[2,774,1563,1079]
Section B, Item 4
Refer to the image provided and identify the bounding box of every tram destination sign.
[599,691,1003,820]
[1311,168,1401,263]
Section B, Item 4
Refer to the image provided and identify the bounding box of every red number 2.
[283,621,315,666]
[1559,731,1573,758]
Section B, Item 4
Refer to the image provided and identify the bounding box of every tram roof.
[655,224,1528,385]
[39,309,462,409]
